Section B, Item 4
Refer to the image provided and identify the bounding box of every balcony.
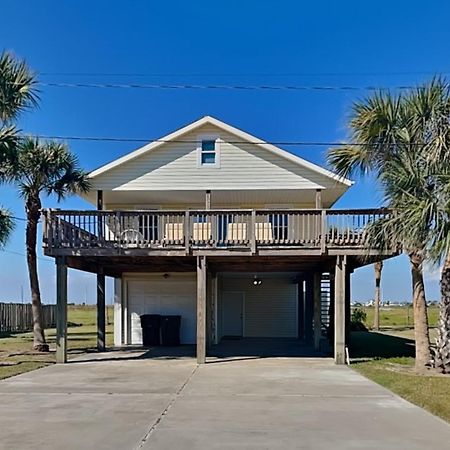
[42,208,393,257]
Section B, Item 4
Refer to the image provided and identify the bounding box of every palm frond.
[0,207,14,247]
[0,51,39,123]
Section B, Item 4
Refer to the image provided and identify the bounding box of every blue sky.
[0,0,448,304]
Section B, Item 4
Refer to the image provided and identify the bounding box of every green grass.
[359,305,439,329]
[350,330,450,423]
[0,305,113,380]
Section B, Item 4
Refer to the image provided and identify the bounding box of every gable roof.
[89,115,352,187]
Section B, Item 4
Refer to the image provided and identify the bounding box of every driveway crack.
[136,364,199,449]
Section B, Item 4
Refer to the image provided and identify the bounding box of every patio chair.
[192,222,212,243]
[255,222,273,242]
[120,229,144,247]
[227,222,248,242]
[164,222,184,244]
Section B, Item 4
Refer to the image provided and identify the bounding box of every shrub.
[351,307,368,331]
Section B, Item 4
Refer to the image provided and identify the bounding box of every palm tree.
[0,52,39,248]
[402,80,450,373]
[373,261,383,331]
[2,138,90,351]
[327,82,448,370]
[0,207,14,247]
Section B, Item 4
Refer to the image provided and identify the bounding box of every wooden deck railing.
[42,208,391,254]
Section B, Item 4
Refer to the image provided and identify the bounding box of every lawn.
[359,304,439,329]
[349,330,450,423]
[0,305,113,380]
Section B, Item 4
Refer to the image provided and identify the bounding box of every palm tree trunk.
[409,252,431,371]
[433,252,450,373]
[26,197,48,352]
[373,261,383,331]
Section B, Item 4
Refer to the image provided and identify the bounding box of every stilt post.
[197,256,207,364]
[97,269,106,351]
[334,255,347,364]
[56,257,68,363]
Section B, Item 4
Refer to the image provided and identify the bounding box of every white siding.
[126,273,196,345]
[219,275,298,338]
[92,124,335,192]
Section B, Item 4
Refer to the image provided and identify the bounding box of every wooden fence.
[0,303,57,333]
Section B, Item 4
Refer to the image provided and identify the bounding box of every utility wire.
[38,70,450,77]
[35,81,421,92]
[29,134,430,148]
[2,249,53,263]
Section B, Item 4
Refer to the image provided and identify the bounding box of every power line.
[35,81,423,92]
[38,70,450,78]
[29,134,429,148]
[2,249,53,263]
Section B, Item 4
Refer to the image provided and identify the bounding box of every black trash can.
[140,314,161,347]
[160,315,181,346]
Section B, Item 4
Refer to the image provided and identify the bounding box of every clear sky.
[0,0,448,304]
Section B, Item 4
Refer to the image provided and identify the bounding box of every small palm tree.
[3,138,90,351]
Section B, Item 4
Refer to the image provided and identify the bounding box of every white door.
[222,292,244,337]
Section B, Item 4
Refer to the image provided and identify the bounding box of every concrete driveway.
[0,351,449,449]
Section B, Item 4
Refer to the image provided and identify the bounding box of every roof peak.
[88,116,352,187]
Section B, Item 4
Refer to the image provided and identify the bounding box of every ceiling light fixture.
[253,275,262,286]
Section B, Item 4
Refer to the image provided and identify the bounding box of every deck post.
[205,190,211,210]
[56,256,68,364]
[313,272,322,352]
[315,189,322,209]
[97,269,106,351]
[197,256,207,364]
[334,255,347,364]
[97,190,104,242]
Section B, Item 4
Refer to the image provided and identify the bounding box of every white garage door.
[220,275,298,338]
[127,274,196,345]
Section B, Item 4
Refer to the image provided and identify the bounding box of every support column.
[345,269,351,342]
[56,257,68,364]
[313,272,322,352]
[97,270,106,351]
[334,255,347,364]
[205,190,211,210]
[197,256,207,364]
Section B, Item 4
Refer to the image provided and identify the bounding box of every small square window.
[202,140,216,152]
[200,139,217,165]
[201,152,216,164]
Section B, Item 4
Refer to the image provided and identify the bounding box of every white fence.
[0,303,57,333]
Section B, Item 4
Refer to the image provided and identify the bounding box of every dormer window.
[198,136,220,168]
[201,140,216,164]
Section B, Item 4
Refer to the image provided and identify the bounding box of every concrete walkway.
[0,351,449,449]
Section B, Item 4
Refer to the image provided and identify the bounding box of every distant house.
[43,116,396,364]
